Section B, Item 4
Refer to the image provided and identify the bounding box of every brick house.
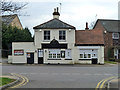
[93,19,120,60]
[2,14,23,29]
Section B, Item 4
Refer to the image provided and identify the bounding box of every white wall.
[73,46,104,64]
[12,42,104,64]
[12,28,104,64]
[12,42,37,64]
[34,29,75,49]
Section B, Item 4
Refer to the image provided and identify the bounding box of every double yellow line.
[95,76,117,90]
[10,73,29,88]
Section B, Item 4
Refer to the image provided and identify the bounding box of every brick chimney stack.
[85,22,89,30]
[53,7,60,19]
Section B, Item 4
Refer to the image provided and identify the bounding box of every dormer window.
[59,30,66,40]
[44,31,50,40]
[112,33,119,39]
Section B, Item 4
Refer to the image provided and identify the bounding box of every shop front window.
[48,49,72,59]
[48,49,61,59]
[79,50,92,59]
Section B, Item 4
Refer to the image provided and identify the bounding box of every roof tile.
[75,29,104,45]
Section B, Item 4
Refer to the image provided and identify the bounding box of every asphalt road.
[2,64,119,88]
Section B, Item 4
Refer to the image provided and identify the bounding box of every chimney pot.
[85,22,89,30]
[57,7,59,12]
[53,7,60,19]
[54,8,56,12]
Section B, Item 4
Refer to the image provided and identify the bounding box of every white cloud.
[15,0,119,36]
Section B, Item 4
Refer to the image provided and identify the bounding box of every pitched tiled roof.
[33,18,76,29]
[75,29,104,45]
[94,19,120,32]
[1,14,17,25]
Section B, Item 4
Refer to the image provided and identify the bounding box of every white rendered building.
[10,8,104,64]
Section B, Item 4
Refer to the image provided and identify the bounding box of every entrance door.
[38,49,43,64]
[27,53,34,64]
[92,58,97,64]
[118,49,120,59]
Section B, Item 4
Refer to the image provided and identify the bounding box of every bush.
[109,58,115,61]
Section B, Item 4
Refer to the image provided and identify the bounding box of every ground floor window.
[48,49,71,59]
[48,49,61,59]
[65,49,72,59]
[79,49,98,59]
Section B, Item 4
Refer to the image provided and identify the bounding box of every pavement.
[107,77,120,89]
[0,73,29,89]
[0,74,19,89]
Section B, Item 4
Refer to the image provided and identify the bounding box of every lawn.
[104,61,117,64]
[0,77,15,86]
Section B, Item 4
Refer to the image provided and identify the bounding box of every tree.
[2,23,33,50]
[0,0,28,14]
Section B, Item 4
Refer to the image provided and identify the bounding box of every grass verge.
[0,77,15,86]
[104,61,117,64]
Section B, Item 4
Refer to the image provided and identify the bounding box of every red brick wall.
[113,33,120,46]
[94,21,113,60]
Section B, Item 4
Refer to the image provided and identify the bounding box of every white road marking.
[19,73,118,76]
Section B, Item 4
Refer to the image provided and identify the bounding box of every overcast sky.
[12,0,120,36]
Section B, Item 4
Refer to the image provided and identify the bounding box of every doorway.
[38,49,43,64]
[27,53,34,64]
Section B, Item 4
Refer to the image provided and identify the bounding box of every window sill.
[59,40,66,42]
[65,59,72,60]
[48,59,61,60]
[79,59,92,60]
[43,40,50,42]
[113,38,119,40]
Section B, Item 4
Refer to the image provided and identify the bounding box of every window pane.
[63,36,65,40]
[49,54,52,58]
[80,54,83,58]
[59,31,66,40]
[88,54,91,58]
[84,54,87,58]
[48,36,50,40]
[53,54,56,58]
[61,51,65,58]
[59,31,62,36]
[57,54,61,58]
[63,31,65,34]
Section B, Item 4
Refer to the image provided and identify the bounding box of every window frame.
[79,49,98,60]
[112,33,119,39]
[48,49,61,59]
[59,30,66,41]
[44,31,50,40]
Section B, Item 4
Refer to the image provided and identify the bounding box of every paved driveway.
[2,64,119,88]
